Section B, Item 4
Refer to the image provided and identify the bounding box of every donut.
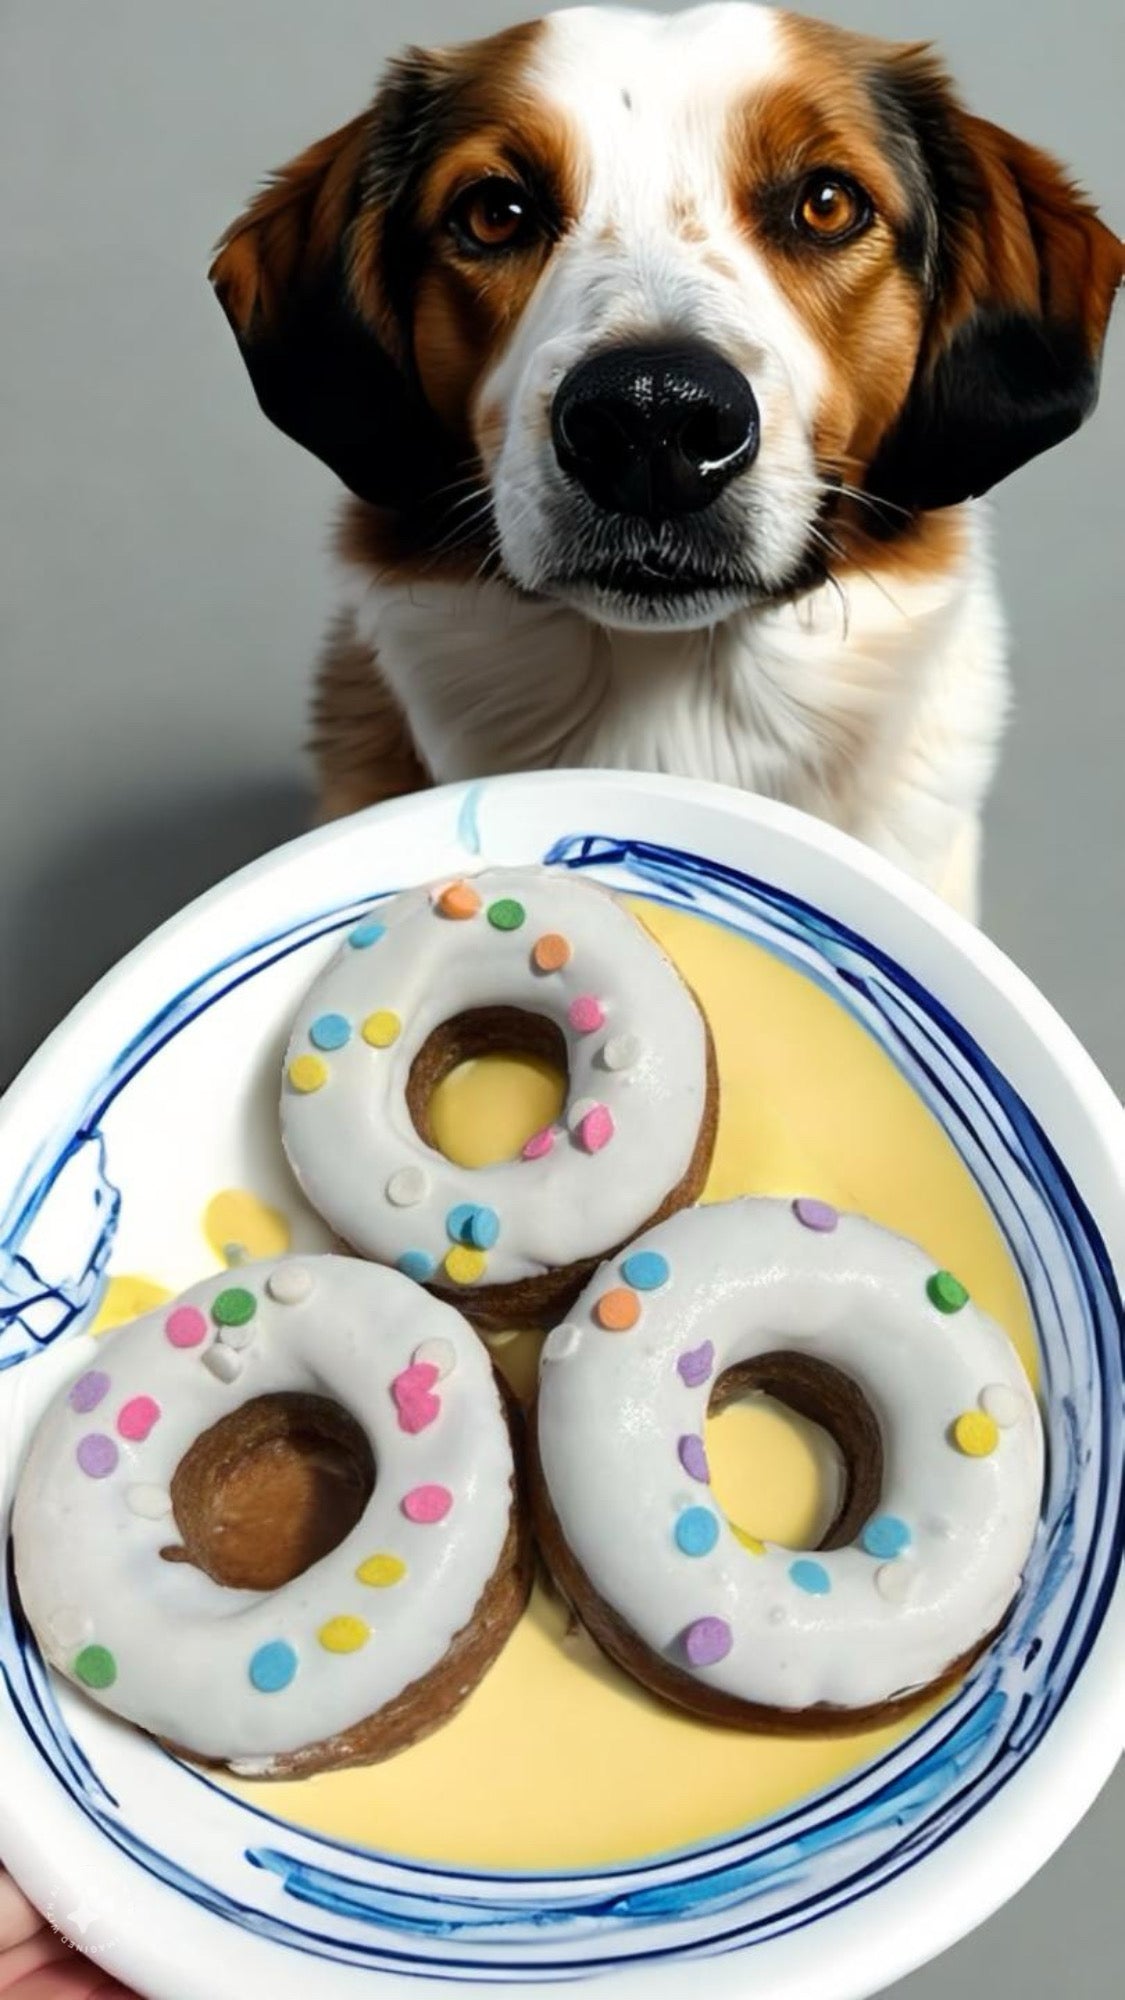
[13,1256,529,1777]
[280,868,717,1328]
[531,1198,1044,1730]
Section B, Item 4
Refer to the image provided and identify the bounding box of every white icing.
[536,1199,1044,1712]
[280,868,708,1290]
[13,1256,515,1763]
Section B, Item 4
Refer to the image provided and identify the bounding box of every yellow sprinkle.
[356,1553,407,1589]
[362,1010,401,1049]
[444,1244,487,1286]
[731,1523,766,1556]
[91,1274,171,1337]
[318,1615,371,1654]
[288,1054,328,1093]
[953,1409,1000,1457]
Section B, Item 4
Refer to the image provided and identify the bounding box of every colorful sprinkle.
[165,1305,207,1349]
[348,918,386,948]
[68,1370,110,1414]
[77,1434,118,1479]
[594,1287,640,1332]
[117,1395,161,1442]
[362,1010,401,1048]
[621,1250,670,1291]
[521,1126,556,1161]
[266,1263,313,1305]
[319,1616,370,1654]
[792,1197,839,1233]
[487,897,526,931]
[677,1340,715,1388]
[532,931,572,971]
[577,1104,615,1153]
[204,1345,242,1383]
[953,1409,999,1457]
[412,1337,456,1379]
[288,1054,327,1094]
[125,1484,172,1519]
[309,1012,351,1051]
[543,1323,583,1362]
[465,1206,500,1249]
[683,1616,733,1668]
[928,1270,969,1313]
[444,1245,487,1286]
[249,1640,298,1693]
[446,1203,476,1243]
[566,1095,599,1131]
[357,1553,407,1588]
[397,1249,437,1283]
[678,1434,710,1483]
[875,1561,917,1605]
[980,1382,1025,1428]
[568,995,605,1034]
[387,1166,430,1207]
[212,1287,256,1329]
[402,1483,453,1524]
[602,1032,642,1072]
[861,1514,912,1560]
[789,1559,832,1595]
[732,1523,767,1556]
[391,1361,441,1434]
[74,1645,117,1691]
[437,880,482,920]
[675,1507,720,1557]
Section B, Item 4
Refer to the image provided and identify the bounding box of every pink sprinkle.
[77,1434,118,1479]
[521,1126,555,1161]
[577,1104,615,1153]
[402,1483,453,1524]
[568,995,605,1035]
[166,1306,207,1349]
[117,1395,161,1442]
[391,1363,441,1435]
[68,1370,110,1415]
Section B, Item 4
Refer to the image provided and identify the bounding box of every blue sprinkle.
[674,1507,720,1558]
[397,1250,436,1283]
[309,1012,351,1052]
[861,1514,912,1560]
[348,920,386,949]
[621,1250,670,1291]
[249,1640,298,1693]
[465,1206,500,1249]
[446,1203,477,1244]
[789,1559,832,1596]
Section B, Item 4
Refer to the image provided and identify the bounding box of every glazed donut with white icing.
[532,1198,1044,1729]
[281,867,716,1328]
[13,1256,529,1777]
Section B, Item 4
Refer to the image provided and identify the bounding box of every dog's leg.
[934,818,982,925]
[311,610,431,823]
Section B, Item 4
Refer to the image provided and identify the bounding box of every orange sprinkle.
[532,931,573,973]
[437,880,481,920]
[595,1287,641,1332]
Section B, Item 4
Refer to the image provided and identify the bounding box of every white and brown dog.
[210,3,1122,918]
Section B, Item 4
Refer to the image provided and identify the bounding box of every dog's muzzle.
[551,344,760,519]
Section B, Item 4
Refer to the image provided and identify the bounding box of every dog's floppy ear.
[867,53,1124,513]
[209,94,450,509]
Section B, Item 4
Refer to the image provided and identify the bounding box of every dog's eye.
[794,173,872,245]
[447,177,537,254]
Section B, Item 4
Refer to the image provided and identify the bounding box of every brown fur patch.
[311,603,431,822]
[209,115,371,333]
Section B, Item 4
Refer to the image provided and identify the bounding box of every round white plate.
[1,770,1122,2000]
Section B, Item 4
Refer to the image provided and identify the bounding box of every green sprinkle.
[487,898,526,932]
[212,1286,257,1328]
[74,1644,116,1690]
[927,1270,969,1314]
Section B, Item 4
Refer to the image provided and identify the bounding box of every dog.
[210,3,1122,919]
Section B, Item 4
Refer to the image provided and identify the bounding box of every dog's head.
[211,2,1122,630]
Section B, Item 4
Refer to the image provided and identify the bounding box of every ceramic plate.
[0,771,1122,2000]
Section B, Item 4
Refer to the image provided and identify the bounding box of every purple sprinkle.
[76,1433,118,1480]
[683,1616,733,1668]
[678,1434,710,1483]
[68,1370,110,1415]
[792,1197,839,1233]
[677,1340,714,1388]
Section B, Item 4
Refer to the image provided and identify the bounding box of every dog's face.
[212,3,1122,630]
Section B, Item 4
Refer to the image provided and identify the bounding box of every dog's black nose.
[551,345,759,518]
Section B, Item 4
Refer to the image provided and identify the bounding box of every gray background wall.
[1,1,1121,1992]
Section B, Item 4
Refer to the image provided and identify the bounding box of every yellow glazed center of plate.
[175,901,1036,1866]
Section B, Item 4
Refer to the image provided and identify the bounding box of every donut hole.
[705,1355,883,1554]
[163,1393,375,1591]
[410,1006,568,1167]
